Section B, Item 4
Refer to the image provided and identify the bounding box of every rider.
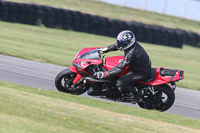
[96,30,152,103]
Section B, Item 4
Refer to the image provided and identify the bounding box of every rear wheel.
[138,84,175,112]
[55,68,89,95]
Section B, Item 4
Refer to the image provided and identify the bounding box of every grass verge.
[0,21,200,90]
[0,81,200,133]
[10,0,200,33]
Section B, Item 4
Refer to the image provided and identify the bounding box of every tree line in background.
[0,1,200,48]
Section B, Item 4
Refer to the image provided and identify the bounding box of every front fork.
[69,66,83,85]
[73,74,82,84]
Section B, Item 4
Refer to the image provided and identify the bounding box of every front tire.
[55,68,89,95]
[138,84,175,112]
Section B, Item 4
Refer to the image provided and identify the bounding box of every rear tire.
[138,84,175,112]
[55,68,89,95]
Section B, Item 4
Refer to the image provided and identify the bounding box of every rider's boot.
[130,87,143,104]
[118,86,142,104]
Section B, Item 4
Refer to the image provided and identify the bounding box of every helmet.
[117,30,135,51]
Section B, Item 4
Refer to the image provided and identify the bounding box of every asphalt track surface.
[0,54,200,120]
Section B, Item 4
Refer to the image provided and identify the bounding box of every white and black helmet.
[117,30,135,51]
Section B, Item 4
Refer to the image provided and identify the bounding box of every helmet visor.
[117,40,126,50]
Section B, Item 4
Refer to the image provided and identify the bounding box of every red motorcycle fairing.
[139,67,184,85]
[72,47,101,63]
[71,47,102,84]
[69,66,78,73]
[103,56,130,77]
[77,59,102,70]
[70,47,184,86]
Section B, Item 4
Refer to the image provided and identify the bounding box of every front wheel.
[138,84,175,112]
[55,68,90,95]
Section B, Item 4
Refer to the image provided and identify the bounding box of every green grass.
[0,21,200,90]
[0,81,200,133]
[10,0,200,33]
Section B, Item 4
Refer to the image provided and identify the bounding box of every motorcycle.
[55,47,184,111]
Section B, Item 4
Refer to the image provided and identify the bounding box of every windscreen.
[80,49,101,59]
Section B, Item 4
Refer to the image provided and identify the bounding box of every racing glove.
[99,47,108,54]
[95,71,110,79]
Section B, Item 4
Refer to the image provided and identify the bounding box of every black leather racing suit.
[104,42,152,92]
